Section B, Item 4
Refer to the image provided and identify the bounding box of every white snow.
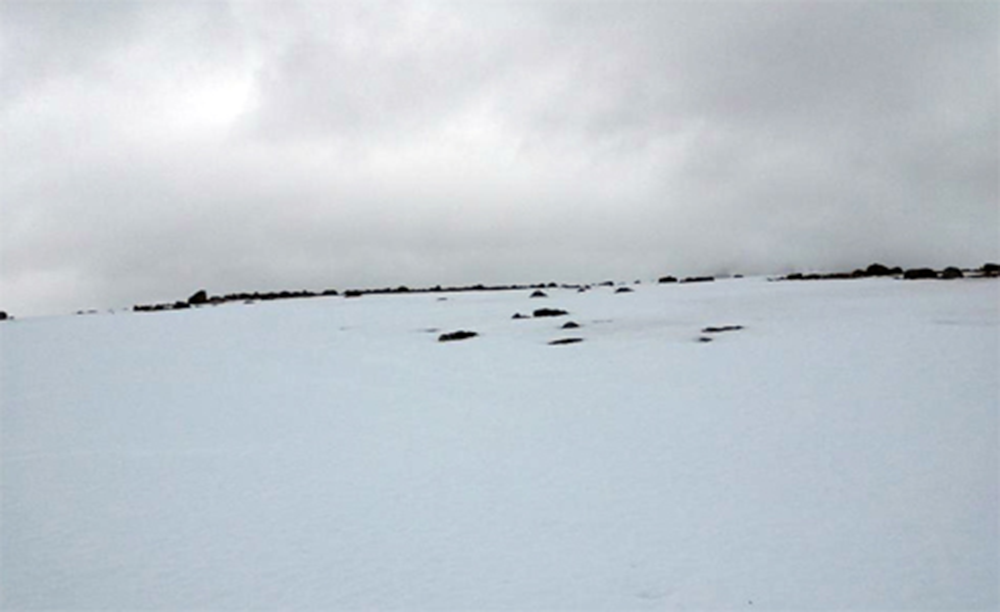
[2,277,997,610]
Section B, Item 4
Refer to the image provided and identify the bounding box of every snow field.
[1,278,997,609]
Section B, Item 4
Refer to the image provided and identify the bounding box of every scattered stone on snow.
[862,263,900,277]
[940,267,964,279]
[903,268,938,280]
[561,321,581,329]
[530,290,548,298]
[702,325,744,334]
[187,290,209,305]
[615,287,634,293]
[438,330,478,342]
[549,337,584,345]
[533,308,569,318]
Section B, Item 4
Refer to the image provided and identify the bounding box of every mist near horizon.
[2,1,997,317]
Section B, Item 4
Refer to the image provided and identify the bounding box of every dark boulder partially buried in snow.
[533,308,569,318]
[187,290,209,305]
[549,337,584,345]
[862,263,898,277]
[681,276,715,284]
[438,330,478,342]
[701,325,744,334]
[904,268,938,280]
[940,267,964,279]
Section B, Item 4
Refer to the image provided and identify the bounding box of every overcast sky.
[1,1,997,316]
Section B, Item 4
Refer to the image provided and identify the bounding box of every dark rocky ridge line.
[133,282,565,313]
[120,261,1000,315]
[777,262,999,282]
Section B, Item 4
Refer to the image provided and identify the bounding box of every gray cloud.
[1,1,996,316]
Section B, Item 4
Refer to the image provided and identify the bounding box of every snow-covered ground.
[1,277,997,610]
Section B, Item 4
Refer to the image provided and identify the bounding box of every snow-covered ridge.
[104,262,1000,318]
[2,277,997,609]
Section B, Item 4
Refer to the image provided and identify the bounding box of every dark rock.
[785,273,804,280]
[940,267,964,279]
[188,290,209,305]
[512,313,530,319]
[533,308,569,318]
[530,290,548,298]
[864,263,895,277]
[681,276,715,283]
[615,287,634,294]
[172,301,190,310]
[0,311,7,321]
[697,336,713,343]
[321,289,339,296]
[702,325,744,334]
[982,263,1000,276]
[904,268,938,280]
[658,276,678,284]
[561,321,581,329]
[344,290,363,298]
[438,330,478,342]
[548,337,584,345]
